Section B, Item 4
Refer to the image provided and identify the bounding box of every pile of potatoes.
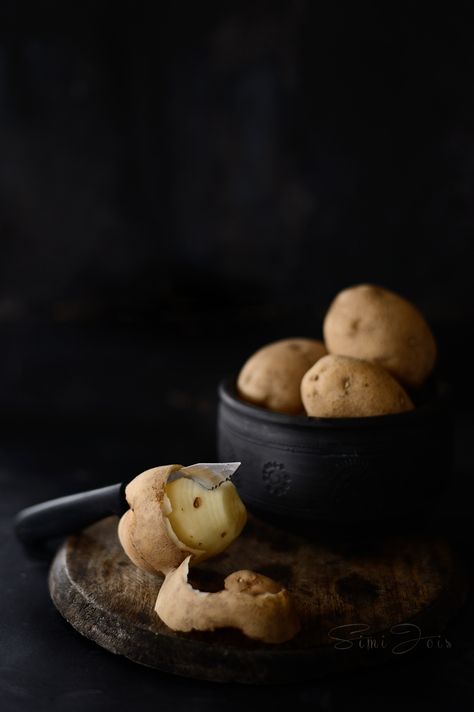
[237,284,437,418]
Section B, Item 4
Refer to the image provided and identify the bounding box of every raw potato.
[155,556,301,644]
[165,477,247,559]
[301,354,414,417]
[118,465,247,575]
[118,465,299,645]
[323,284,437,388]
[237,338,327,414]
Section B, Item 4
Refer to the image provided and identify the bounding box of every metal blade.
[167,462,241,490]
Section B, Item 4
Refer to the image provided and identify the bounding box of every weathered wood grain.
[49,516,467,684]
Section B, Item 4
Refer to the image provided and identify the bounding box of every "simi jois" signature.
[328,623,452,654]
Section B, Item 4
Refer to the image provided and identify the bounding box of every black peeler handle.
[14,483,127,545]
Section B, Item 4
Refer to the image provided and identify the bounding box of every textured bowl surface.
[217,379,452,525]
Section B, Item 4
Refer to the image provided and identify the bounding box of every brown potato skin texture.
[301,354,414,418]
[155,557,301,644]
[237,338,327,414]
[118,464,188,575]
[323,284,437,388]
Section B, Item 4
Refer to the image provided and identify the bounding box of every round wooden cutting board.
[49,515,467,684]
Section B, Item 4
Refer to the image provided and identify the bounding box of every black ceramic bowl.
[217,378,452,526]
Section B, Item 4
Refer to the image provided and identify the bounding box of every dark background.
[1,0,473,314]
[1,2,474,710]
[1,0,473,421]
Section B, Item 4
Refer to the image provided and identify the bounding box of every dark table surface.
[2,315,474,712]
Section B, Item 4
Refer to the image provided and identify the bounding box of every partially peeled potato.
[118,464,247,575]
[118,464,301,643]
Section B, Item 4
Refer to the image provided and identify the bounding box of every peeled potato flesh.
[165,478,247,560]
[118,465,247,574]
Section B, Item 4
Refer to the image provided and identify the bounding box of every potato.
[237,338,327,414]
[118,465,299,644]
[118,464,247,575]
[301,354,414,417]
[323,284,437,388]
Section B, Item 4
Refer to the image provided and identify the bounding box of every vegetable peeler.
[14,462,241,546]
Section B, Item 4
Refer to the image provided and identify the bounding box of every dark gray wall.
[0,1,472,319]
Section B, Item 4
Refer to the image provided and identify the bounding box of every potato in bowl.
[323,284,437,389]
[301,354,414,418]
[237,338,327,415]
[224,284,448,525]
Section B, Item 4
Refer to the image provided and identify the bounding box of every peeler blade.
[167,462,241,490]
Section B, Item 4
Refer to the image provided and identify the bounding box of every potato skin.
[155,557,301,644]
[237,338,327,414]
[323,284,436,388]
[118,465,188,575]
[301,354,414,417]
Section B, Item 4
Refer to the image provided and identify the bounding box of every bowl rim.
[219,377,450,429]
